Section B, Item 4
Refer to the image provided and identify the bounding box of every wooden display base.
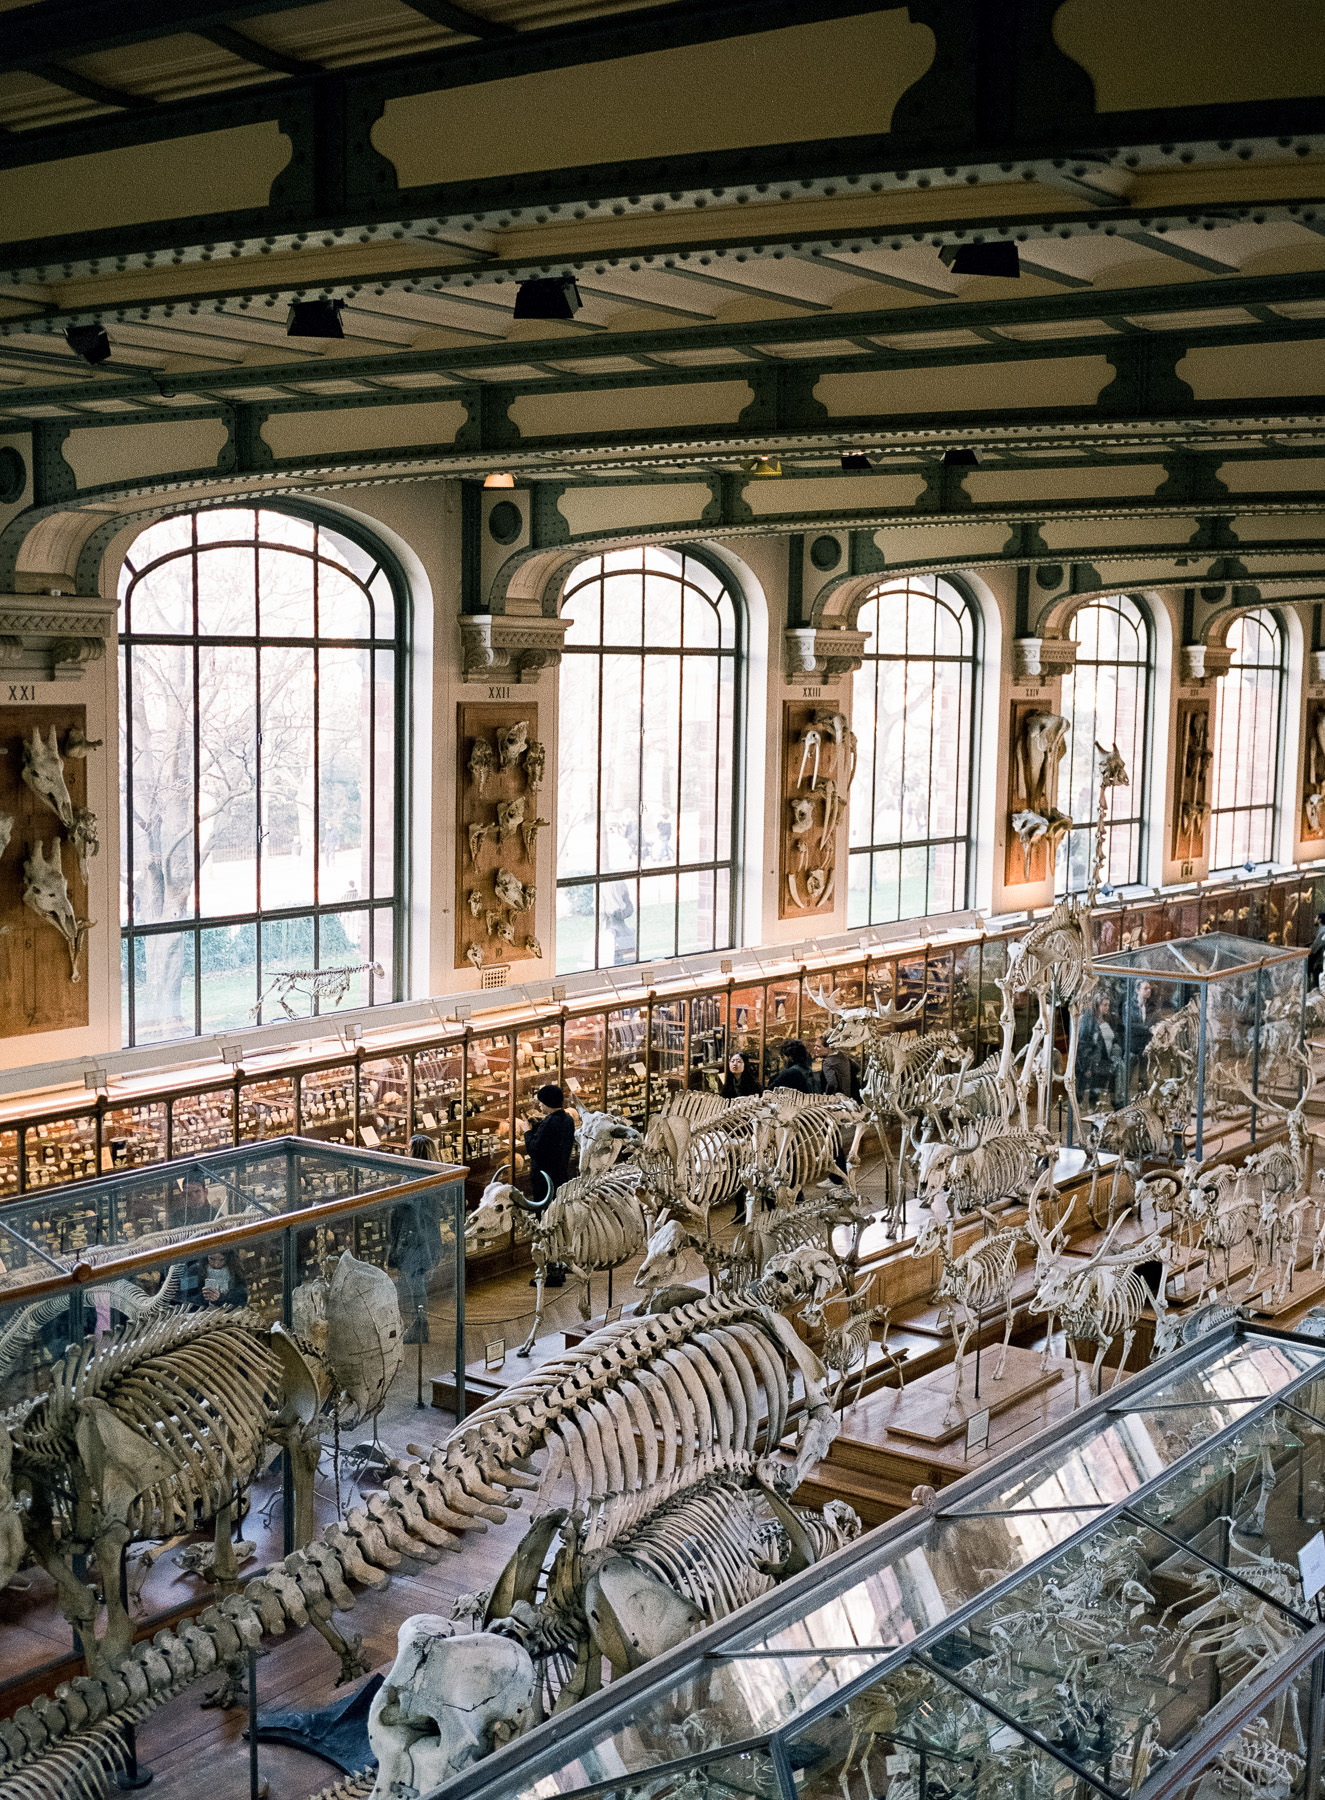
[1234,1265,1325,1319]
[881,1346,1062,1446]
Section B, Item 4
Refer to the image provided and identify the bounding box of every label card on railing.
[965,1407,991,1458]
[605,1303,623,1324]
[1299,1531,1325,1601]
[485,1339,506,1370]
[360,1125,381,1148]
[566,1077,581,1093]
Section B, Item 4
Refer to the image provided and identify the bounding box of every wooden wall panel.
[778,700,844,921]
[1171,696,1213,864]
[0,705,91,1037]
[455,703,545,972]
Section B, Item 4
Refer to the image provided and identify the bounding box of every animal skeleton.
[466,942,485,970]
[524,933,542,958]
[913,1194,1031,1416]
[486,909,516,943]
[1026,1179,1171,1402]
[468,736,495,793]
[251,960,384,1021]
[64,727,102,759]
[788,793,815,859]
[520,815,549,858]
[465,1166,649,1354]
[494,867,534,911]
[467,888,483,918]
[20,726,74,828]
[1011,710,1070,878]
[1088,740,1129,903]
[22,840,92,980]
[496,721,529,767]
[0,1262,848,1799]
[918,1117,1055,1216]
[524,739,546,794]
[0,814,12,861]
[816,1277,898,1409]
[468,820,499,864]
[70,805,99,886]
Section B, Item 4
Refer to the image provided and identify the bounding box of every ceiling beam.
[6,268,1324,396]
[397,0,515,39]
[0,0,376,69]
[196,24,321,76]
[29,61,155,110]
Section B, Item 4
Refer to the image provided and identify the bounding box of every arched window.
[556,547,739,973]
[1209,607,1285,870]
[119,506,405,1045]
[847,575,976,926]
[1055,594,1151,894]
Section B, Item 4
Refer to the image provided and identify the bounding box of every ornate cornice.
[459,612,572,683]
[1012,637,1078,681]
[783,626,869,680]
[1179,643,1235,684]
[0,591,117,681]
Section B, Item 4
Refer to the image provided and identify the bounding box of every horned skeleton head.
[23,840,92,980]
[21,727,74,828]
[496,721,529,767]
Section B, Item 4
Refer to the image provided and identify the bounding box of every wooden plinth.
[881,1346,1062,1445]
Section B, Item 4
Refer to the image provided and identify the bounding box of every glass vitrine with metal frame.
[1088,933,1308,1158]
[442,1325,1325,1800]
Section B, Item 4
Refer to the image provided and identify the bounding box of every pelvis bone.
[21,727,75,828]
[23,840,92,980]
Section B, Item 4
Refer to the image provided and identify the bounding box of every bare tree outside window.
[847,576,976,926]
[1209,607,1285,872]
[1055,595,1150,895]
[555,547,739,973]
[119,507,404,1045]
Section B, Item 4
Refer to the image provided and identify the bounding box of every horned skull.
[367,1616,536,1798]
[21,727,75,828]
[465,1172,529,1249]
[23,840,91,980]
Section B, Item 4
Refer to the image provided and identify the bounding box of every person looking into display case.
[523,1085,575,1202]
[199,1249,247,1308]
[769,1040,820,1094]
[720,1051,761,1098]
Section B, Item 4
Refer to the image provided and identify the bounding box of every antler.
[807,982,846,1016]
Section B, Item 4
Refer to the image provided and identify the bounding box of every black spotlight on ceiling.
[65,324,111,365]
[287,298,345,338]
[940,241,1020,278]
[513,276,582,321]
[942,447,979,467]
[840,451,872,471]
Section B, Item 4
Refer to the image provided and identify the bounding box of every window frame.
[1208,606,1287,873]
[118,502,409,1047]
[554,545,742,973]
[1054,592,1153,896]
[846,573,980,929]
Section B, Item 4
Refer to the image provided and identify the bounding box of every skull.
[465,1176,526,1250]
[635,1217,693,1291]
[324,1252,403,1424]
[368,1618,535,1797]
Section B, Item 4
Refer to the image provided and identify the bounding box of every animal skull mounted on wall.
[469,737,496,794]
[496,721,529,768]
[497,797,526,843]
[20,726,75,828]
[22,840,92,980]
[524,740,546,794]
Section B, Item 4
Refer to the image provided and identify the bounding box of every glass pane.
[238,1076,296,1142]
[368,567,395,638]
[638,870,678,961]
[373,647,395,896]
[600,878,637,966]
[199,921,256,1033]
[318,563,372,638]
[558,656,600,879]
[22,1114,98,1193]
[258,545,314,635]
[260,645,316,910]
[319,646,370,904]
[133,928,196,1042]
[128,641,196,925]
[196,506,256,544]
[196,542,256,634]
[127,548,192,634]
[171,1088,235,1157]
[102,1102,167,1174]
[198,642,257,917]
[557,881,597,976]
[791,1656,1082,1800]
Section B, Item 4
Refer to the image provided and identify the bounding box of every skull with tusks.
[367,1616,536,1797]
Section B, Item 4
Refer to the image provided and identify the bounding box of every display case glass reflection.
[238,1075,296,1142]
[102,1101,167,1173]
[464,1033,513,1203]
[606,1006,648,1125]
[296,1064,357,1147]
[21,1111,99,1191]
[359,1055,410,1151]
[413,1042,465,1165]
[563,1010,606,1114]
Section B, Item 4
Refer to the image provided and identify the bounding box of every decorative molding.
[1179,644,1234,684]
[460,613,572,683]
[1012,637,1077,681]
[0,592,118,682]
[782,626,869,681]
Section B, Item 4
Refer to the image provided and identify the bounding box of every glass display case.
[1089,932,1309,1156]
[444,1325,1325,1800]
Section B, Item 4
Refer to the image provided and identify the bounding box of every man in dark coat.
[769,1039,820,1093]
[524,1084,575,1202]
